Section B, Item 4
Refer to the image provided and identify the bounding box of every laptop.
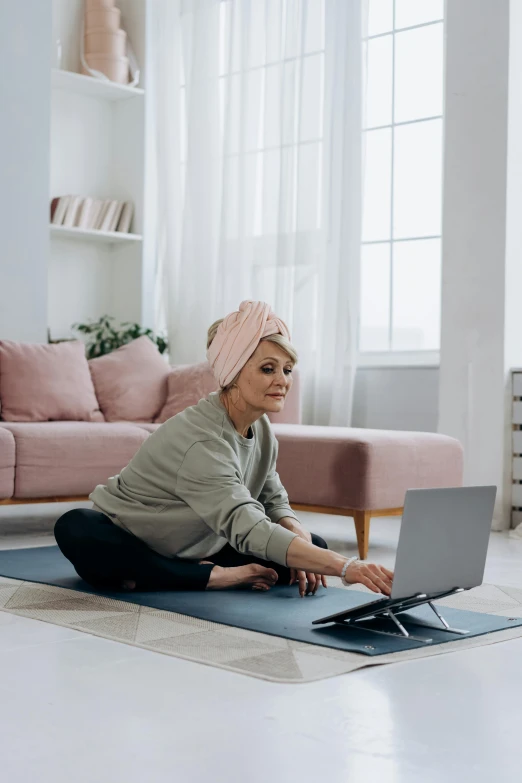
[312,485,497,626]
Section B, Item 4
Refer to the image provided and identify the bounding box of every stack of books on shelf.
[50,195,134,233]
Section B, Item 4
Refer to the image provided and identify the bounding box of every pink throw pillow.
[155,361,219,422]
[89,336,170,422]
[0,340,104,422]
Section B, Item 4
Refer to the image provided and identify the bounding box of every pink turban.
[206,300,292,388]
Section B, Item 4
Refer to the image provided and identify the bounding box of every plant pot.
[85,0,116,10]
[85,28,127,58]
[85,7,121,32]
[82,53,129,84]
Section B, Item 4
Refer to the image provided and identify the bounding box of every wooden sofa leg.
[353,510,371,560]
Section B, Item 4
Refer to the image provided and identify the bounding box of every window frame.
[358,7,444,368]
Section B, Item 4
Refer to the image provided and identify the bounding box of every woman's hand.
[343,561,394,596]
[280,519,327,597]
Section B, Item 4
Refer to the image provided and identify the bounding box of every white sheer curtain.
[151,0,366,426]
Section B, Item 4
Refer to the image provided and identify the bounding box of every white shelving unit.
[49,0,150,340]
[51,67,144,102]
[512,370,522,526]
[50,224,143,244]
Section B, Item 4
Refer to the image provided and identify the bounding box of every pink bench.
[272,424,463,559]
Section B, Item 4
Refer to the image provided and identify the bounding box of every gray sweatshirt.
[89,390,299,565]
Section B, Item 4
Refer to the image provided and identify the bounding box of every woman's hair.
[207,317,299,393]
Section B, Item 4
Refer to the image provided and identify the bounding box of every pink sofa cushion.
[0,340,103,423]
[0,425,15,499]
[154,362,302,424]
[1,422,149,498]
[271,424,464,511]
[155,361,219,422]
[89,336,170,422]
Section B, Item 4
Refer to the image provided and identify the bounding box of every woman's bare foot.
[201,562,279,591]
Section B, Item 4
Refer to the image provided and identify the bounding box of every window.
[359,0,444,361]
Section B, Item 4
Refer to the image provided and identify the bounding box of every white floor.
[1,503,522,783]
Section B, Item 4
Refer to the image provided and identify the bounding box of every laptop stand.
[329,587,470,644]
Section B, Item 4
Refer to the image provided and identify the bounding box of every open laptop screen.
[390,486,497,600]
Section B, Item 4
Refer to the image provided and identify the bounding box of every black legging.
[54,508,328,592]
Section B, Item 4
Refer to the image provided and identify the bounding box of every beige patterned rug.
[1,575,522,683]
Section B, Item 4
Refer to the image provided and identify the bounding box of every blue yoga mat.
[0,545,520,656]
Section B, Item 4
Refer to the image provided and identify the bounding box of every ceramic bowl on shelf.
[82,53,129,84]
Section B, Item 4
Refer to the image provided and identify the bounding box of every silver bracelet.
[340,556,359,586]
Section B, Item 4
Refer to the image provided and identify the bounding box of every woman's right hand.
[343,561,394,596]
[285,537,394,596]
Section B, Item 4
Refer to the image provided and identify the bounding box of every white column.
[439,0,522,530]
[0,0,52,342]
[504,0,522,535]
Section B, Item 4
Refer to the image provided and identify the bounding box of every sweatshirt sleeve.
[258,438,300,525]
[175,440,298,565]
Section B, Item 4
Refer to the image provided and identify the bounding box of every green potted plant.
[71,315,168,360]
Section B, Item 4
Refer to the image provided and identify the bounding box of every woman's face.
[236,341,294,414]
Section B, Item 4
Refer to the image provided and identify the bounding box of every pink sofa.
[0,348,464,559]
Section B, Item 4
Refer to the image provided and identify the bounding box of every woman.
[54,300,393,598]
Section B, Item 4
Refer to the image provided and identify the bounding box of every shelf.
[51,68,145,102]
[50,225,143,244]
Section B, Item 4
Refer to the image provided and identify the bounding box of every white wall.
[439,0,516,529]
[353,367,439,432]
[0,0,51,342]
[503,0,522,531]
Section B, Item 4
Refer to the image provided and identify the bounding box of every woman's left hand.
[281,520,327,597]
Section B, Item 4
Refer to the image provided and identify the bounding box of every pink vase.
[85,7,121,31]
[85,0,116,9]
[85,28,127,58]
